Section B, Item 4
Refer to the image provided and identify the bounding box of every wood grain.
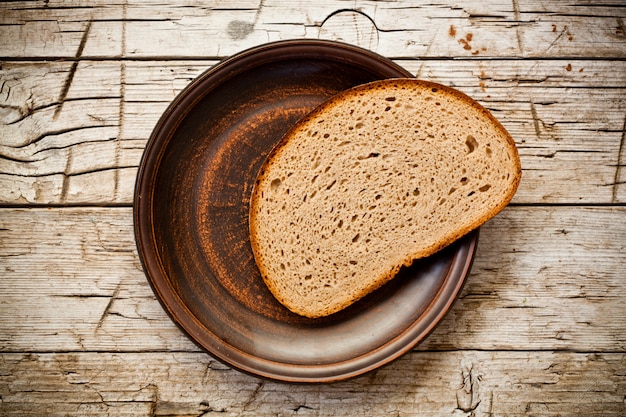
[1,351,624,416]
[1,1,625,59]
[2,59,624,205]
[1,206,624,353]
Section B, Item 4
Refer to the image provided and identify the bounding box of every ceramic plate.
[134,39,478,383]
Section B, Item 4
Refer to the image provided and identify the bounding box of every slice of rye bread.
[249,78,521,318]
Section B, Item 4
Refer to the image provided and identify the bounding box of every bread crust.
[249,78,521,318]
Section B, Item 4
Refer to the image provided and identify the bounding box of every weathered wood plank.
[0,60,125,204]
[0,206,624,353]
[423,206,626,352]
[1,0,625,59]
[2,59,625,205]
[0,351,624,416]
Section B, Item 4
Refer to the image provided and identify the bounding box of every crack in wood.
[318,8,381,50]
[115,2,128,203]
[0,130,117,165]
[15,118,116,148]
[198,400,227,415]
[292,404,316,412]
[142,383,159,417]
[612,112,626,203]
[30,135,119,156]
[241,380,264,411]
[530,101,542,139]
[0,165,134,181]
[546,24,571,53]
[114,62,125,202]
[94,283,121,333]
[59,147,73,202]
[54,20,92,120]
[511,0,523,54]
[320,8,382,31]
[50,293,111,299]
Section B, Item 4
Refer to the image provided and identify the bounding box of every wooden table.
[1,1,625,415]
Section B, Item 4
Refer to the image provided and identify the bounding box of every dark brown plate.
[134,39,478,383]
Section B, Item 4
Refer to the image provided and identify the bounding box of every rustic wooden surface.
[1,0,625,415]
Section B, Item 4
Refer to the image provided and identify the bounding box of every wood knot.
[455,359,482,414]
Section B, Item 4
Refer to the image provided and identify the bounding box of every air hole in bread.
[466,135,478,154]
[479,184,492,192]
[352,233,360,243]
[385,96,396,102]
[270,178,282,191]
